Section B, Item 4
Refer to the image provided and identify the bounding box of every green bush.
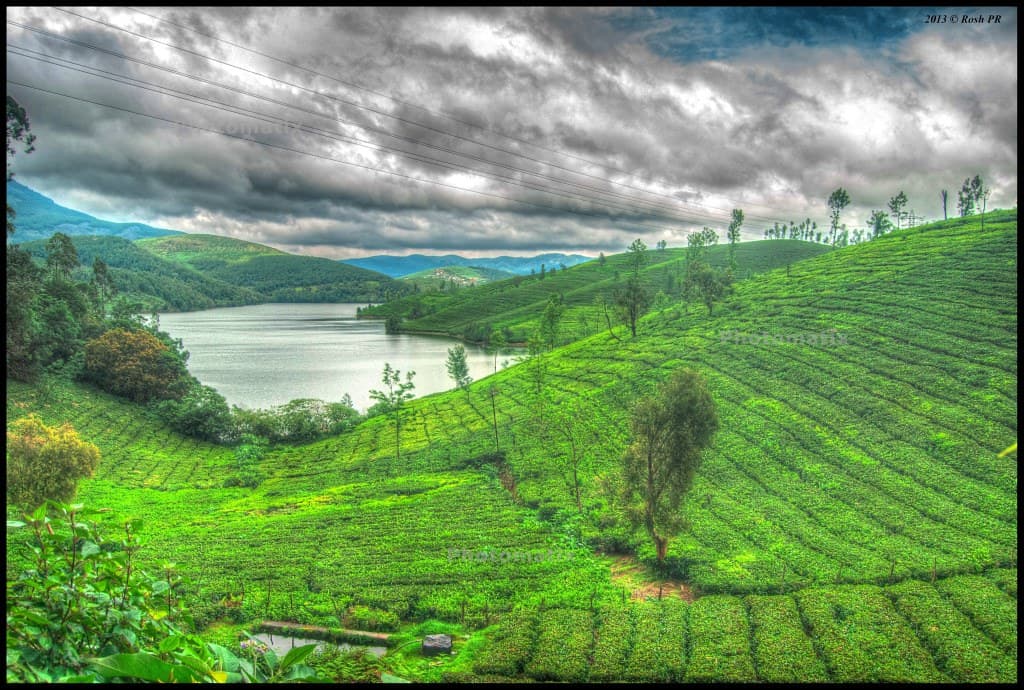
[154,383,234,443]
[230,397,361,444]
[344,605,400,632]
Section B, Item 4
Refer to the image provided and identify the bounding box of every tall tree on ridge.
[888,190,908,230]
[727,208,744,275]
[827,188,851,246]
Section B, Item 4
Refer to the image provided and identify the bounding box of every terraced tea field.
[467,569,1015,682]
[363,239,831,344]
[6,210,1016,682]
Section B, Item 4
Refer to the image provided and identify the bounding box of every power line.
[42,6,788,224]
[6,39,739,228]
[126,6,646,180]
[8,46,734,227]
[6,78,724,238]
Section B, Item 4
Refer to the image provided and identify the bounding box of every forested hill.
[19,235,262,312]
[6,180,182,242]
[137,234,411,304]
[363,239,832,345]
[18,233,413,312]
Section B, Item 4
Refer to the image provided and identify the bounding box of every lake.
[158,303,500,411]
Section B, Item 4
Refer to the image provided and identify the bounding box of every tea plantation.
[6,210,1016,682]
[362,239,832,344]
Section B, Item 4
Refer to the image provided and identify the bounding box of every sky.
[5,6,1018,259]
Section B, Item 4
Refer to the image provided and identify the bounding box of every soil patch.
[607,555,697,602]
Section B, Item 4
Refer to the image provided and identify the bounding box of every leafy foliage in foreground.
[5,503,320,683]
[6,503,185,682]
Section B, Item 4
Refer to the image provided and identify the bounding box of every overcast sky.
[6,6,1018,258]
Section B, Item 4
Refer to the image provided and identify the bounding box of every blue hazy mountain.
[342,252,592,278]
[6,180,182,242]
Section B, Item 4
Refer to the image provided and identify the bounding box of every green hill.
[400,265,516,291]
[6,210,1017,682]
[19,235,263,312]
[364,239,831,344]
[138,234,411,303]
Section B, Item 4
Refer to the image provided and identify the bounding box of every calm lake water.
[158,303,498,411]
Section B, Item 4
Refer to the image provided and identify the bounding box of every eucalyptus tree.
[445,344,472,391]
[868,210,892,239]
[615,239,650,338]
[888,190,908,230]
[727,208,744,274]
[957,177,975,216]
[827,188,851,245]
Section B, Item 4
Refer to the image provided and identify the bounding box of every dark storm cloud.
[6,6,1016,255]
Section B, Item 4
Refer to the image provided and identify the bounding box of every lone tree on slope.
[621,368,719,566]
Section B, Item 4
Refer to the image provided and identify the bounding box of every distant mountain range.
[6,180,182,242]
[342,252,592,277]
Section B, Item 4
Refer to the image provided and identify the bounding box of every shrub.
[154,383,234,443]
[230,397,361,444]
[344,605,400,632]
[6,414,100,511]
[224,434,267,488]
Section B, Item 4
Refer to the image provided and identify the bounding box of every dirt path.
[607,555,697,602]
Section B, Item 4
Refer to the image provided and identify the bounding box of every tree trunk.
[395,413,401,462]
[654,533,668,563]
[490,391,500,452]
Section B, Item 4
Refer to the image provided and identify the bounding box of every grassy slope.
[364,239,831,343]
[6,210,1017,681]
[138,234,406,303]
